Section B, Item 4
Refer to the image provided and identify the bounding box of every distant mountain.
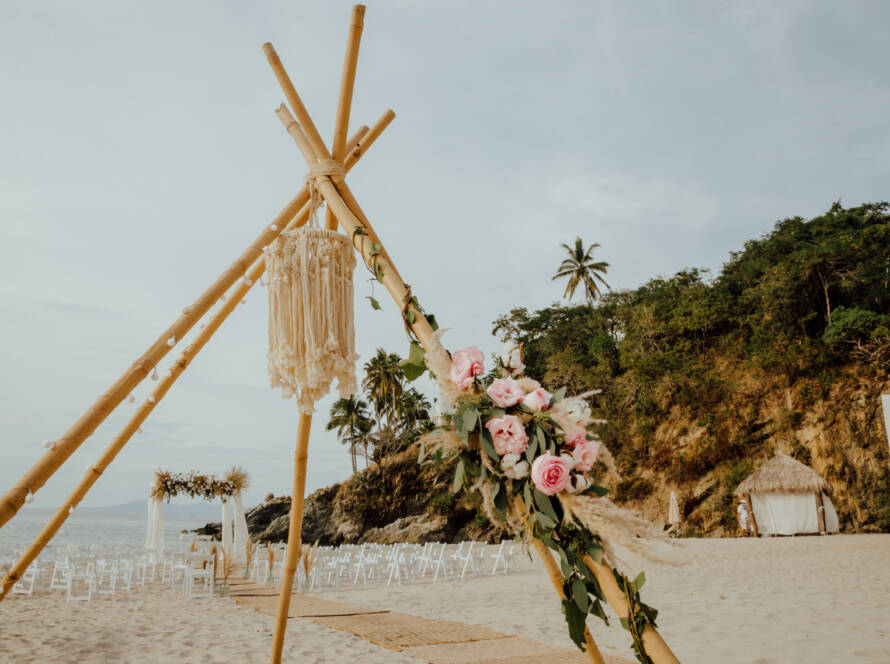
[23,499,220,522]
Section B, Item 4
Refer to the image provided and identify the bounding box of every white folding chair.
[185,554,214,598]
[12,565,37,595]
[66,556,95,602]
[93,555,117,595]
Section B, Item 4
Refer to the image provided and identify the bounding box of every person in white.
[736,498,750,536]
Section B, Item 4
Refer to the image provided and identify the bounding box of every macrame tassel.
[264,226,358,412]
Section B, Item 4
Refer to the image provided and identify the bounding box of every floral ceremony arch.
[147,467,250,563]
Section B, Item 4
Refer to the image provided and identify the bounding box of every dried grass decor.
[300,540,320,578]
[220,545,236,583]
[245,536,257,575]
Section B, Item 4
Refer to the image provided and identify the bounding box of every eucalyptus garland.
[412,341,659,664]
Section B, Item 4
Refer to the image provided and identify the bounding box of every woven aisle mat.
[308,611,504,651]
[234,592,385,618]
[229,586,281,597]
[402,636,634,664]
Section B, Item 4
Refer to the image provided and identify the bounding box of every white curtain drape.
[232,491,249,563]
[221,500,233,555]
[145,497,164,561]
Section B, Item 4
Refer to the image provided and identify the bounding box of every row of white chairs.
[9,547,158,602]
[247,540,519,591]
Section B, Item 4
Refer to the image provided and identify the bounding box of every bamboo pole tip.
[383,109,396,121]
[262,43,278,58]
[352,5,366,22]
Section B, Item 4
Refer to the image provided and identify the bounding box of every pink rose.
[450,347,485,390]
[522,386,552,412]
[486,377,524,408]
[571,439,601,472]
[484,415,529,456]
[531,452,572,495]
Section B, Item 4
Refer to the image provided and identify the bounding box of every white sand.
[2,534,889,664]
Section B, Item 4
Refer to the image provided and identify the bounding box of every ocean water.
[0,513,206,560]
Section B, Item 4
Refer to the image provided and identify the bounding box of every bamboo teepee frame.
[0,7,681,664]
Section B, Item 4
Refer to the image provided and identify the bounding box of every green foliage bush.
[493,202,890,488]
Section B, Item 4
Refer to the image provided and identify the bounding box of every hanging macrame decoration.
[264,166,358,412]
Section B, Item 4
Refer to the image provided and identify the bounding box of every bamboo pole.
[0,121,390,601]
[324,4,365,233]
[579,553,681,664]
[815,491,826,535]
[269,412,312,664]
[745,492,759,538]
[269,12,365,662]
[264,41,403,284]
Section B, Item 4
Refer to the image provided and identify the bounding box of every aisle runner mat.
[228,578,635,664]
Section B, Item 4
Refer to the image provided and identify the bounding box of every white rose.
[501,453,530,479]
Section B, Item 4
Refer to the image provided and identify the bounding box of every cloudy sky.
[1,1,888,510]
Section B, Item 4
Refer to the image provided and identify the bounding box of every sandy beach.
[2,535,889,664]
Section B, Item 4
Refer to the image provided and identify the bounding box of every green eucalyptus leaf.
[561,599,588,651]
[535,511,556,530]
[552,386,567,403]
[632,572,646,592]
[572,578,589,613]
[407,341,425,366]
[480,430,499,463]
[533,490,559,524]
[367,296,382,310]
[374,260,384,281]
[400,361,426,381]
[451,459,465,494]
[427,314,439,331]
[493,484,507,521]
[369,241,382,256]
[590,599,608,624]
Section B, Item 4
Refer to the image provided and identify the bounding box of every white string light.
[148,396,156,403]
[258,277,265,287]
[243,277,253,286]
[166,336,176,347]
[270,224,278,231]
[151,368,159,381]
[25,491,34,504]
[127,394,135,403]
[137,427,143,434]
[241,299,247,305]
[42,440,55,449]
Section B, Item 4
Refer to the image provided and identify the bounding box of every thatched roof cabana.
[734,453,830,496]
[734,453,839,536]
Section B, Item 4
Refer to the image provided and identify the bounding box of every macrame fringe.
[265,226,358,412]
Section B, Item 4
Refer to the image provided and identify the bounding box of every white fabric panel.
[668,491,680,525]
[823,493,840,533]
[232,491,249,563]
[145,498,164,560]
[221,500,233,555]
[750,492,820,535]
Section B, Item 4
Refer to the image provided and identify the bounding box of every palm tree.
[362,348,405,428]
[552,237,611,306]
[397,388,432,433]
[326,396,372,473]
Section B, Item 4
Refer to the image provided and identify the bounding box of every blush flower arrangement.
[409,336,662,664]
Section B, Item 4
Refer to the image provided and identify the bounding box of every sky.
[1,1,888,510]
